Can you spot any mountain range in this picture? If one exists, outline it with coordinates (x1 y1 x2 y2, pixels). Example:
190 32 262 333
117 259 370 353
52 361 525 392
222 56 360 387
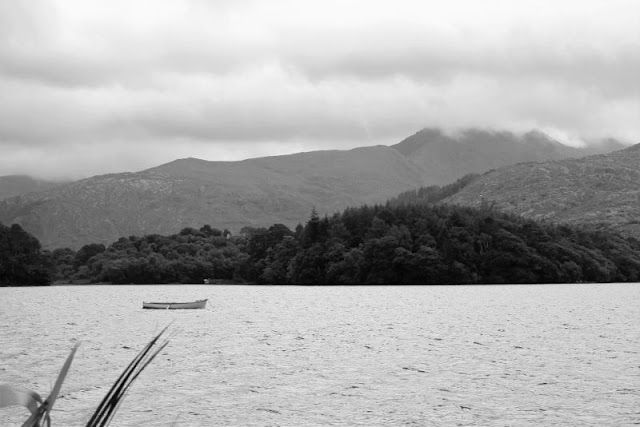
0 128 629 249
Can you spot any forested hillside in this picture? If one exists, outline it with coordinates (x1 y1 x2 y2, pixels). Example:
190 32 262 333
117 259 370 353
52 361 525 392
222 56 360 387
388 174 480 206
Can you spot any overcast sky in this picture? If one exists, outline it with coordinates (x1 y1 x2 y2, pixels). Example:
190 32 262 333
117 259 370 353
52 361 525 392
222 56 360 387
1 0 638 179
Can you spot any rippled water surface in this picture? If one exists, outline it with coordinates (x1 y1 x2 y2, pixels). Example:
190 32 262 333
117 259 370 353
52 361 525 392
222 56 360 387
1 284 639 426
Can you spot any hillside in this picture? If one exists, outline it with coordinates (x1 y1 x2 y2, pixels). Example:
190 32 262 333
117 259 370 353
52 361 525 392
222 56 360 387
0 175 66 200
0 129 626 250
443 143 640 239
0 146 428 249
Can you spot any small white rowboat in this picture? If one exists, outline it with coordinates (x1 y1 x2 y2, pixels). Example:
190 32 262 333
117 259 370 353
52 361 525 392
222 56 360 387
142 299 207 310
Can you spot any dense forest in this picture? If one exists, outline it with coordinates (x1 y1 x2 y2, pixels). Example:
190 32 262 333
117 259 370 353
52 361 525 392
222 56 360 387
3 199 640 286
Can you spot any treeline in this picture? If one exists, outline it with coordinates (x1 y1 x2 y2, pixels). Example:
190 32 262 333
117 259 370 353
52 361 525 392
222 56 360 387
242 204 640 284
5 201 640 286
48 226 244 285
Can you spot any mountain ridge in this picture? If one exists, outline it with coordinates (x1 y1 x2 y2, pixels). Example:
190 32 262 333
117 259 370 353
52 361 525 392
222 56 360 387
1 145 428 249
0 128 630 249
0 175 68 200
392 128 625 185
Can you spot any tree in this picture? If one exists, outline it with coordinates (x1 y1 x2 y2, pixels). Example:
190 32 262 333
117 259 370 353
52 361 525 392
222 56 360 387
74 243 106 268
0 223 53 286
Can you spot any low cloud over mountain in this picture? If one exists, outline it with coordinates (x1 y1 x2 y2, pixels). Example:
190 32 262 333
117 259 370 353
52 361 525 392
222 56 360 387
0 1 638 179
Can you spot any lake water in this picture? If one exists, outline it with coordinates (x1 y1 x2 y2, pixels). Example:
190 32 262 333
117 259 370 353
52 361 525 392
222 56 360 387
0 284 638 426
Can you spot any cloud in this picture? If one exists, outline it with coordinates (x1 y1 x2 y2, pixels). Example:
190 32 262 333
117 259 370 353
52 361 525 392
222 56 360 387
0 0 638 179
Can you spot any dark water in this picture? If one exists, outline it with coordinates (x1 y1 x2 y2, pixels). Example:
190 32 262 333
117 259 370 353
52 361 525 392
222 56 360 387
1 284 638 426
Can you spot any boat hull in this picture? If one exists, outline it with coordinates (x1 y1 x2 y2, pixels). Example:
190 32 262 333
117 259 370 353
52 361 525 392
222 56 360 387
142 299 207 310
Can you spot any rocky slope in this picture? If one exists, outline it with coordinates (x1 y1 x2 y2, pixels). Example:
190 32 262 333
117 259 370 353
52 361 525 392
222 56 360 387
444 143 640 239
0 129 627 249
